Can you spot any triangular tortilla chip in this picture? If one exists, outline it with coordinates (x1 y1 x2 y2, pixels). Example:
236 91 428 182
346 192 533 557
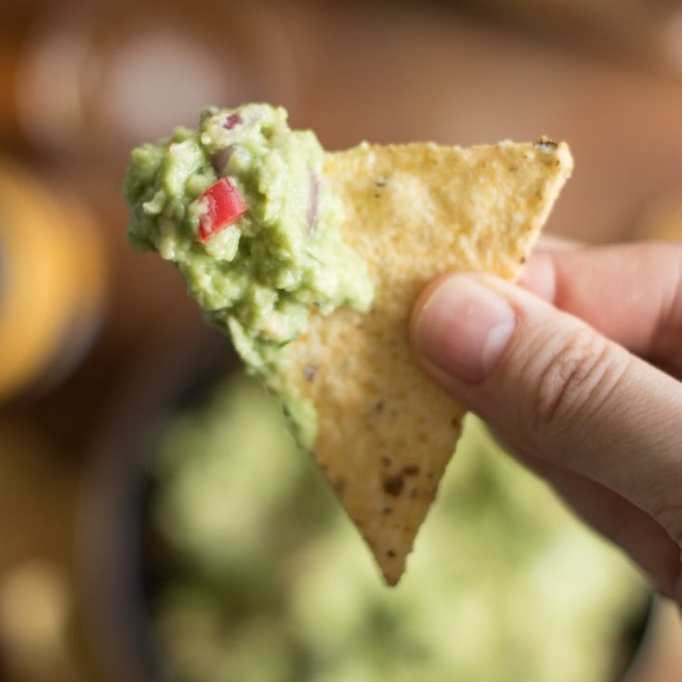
272 140 573 584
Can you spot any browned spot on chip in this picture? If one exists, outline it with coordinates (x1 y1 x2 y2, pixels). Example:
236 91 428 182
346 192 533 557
374 400 385 414
409 488 419 499
382 506 392 514
383 474 404 497
333 478 346 494
380 456 392 467
386 550 396 558
403 465 419 476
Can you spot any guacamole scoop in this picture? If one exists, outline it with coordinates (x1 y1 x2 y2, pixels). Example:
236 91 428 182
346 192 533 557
124 104 373 363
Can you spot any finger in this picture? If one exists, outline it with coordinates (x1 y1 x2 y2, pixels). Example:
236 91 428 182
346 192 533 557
520 242 682 373
520 454 680 597
411 273 682 546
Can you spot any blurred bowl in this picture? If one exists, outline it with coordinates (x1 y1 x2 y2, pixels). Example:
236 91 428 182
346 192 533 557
80 326 235 682
79 327 655 682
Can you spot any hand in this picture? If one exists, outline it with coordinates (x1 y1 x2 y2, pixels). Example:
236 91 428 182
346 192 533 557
410 240 682 604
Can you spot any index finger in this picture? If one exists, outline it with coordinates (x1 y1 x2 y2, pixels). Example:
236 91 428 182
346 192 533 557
520 242 682 373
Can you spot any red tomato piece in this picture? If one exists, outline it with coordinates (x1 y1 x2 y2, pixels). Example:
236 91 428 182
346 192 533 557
198 178 247 242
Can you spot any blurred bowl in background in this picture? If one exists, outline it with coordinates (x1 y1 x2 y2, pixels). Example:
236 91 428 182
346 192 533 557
80 327 233 682
80 327 654 682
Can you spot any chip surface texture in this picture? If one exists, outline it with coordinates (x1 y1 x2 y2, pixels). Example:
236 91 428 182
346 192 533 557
274 140 573 584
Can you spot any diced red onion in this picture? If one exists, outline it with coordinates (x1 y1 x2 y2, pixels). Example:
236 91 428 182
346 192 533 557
224 113 242 129
210 145 234 174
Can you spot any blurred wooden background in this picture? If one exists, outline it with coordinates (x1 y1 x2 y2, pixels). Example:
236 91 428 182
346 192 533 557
1 1 682 680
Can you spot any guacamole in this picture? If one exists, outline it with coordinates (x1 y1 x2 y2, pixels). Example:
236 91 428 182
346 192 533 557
151 374 648 682
124 104 374 369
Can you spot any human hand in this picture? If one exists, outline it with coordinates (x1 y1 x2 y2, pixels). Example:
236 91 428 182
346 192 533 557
410 240 682 604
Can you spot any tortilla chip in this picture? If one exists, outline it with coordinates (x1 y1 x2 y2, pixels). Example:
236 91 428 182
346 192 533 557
273 140 573 585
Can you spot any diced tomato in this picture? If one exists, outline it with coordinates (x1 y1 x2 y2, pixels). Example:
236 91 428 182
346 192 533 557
198 178 247 242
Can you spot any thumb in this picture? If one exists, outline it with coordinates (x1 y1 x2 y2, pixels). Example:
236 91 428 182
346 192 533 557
411 273 682 540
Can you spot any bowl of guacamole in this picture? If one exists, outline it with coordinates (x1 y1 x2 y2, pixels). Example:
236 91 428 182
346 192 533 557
82 331 651 682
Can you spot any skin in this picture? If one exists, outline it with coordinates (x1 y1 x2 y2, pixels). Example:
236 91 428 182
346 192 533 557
411 238 682 606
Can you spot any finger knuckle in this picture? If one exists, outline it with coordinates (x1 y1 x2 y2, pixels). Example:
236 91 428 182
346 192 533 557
528 327 620 434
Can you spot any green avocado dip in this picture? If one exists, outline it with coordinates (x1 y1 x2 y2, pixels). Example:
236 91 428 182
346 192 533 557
150 375 648 682
124 103 374 371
